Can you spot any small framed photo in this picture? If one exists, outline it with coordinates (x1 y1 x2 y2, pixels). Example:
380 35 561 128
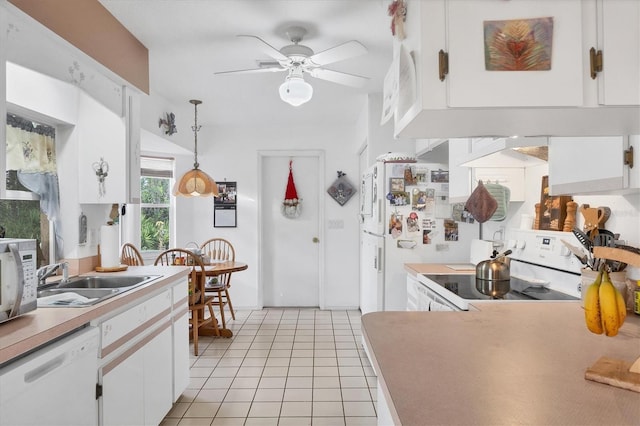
390 177 405 192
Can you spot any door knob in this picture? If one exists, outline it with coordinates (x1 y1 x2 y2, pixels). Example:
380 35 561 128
312 237 320 243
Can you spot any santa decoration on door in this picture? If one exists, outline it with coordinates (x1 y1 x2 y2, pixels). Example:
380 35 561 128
282 160 302 218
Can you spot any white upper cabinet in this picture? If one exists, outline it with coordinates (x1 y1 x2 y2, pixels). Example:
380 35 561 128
548 135 638 195
447 0 583 108
394 0 640 139
594 0 640 106
77 92 127 204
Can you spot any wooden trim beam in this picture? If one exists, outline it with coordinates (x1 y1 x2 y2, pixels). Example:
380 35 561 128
9 0 149 94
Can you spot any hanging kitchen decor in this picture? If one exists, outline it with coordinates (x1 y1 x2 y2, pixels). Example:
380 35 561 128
92 157 109 198
282 160 302 218
387 0 407 40
158 112 177 135
327 171 356 206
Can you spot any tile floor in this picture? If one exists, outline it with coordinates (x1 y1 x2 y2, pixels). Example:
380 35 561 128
161 309 378 426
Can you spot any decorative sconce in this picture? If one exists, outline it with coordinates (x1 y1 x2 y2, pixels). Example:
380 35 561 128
92 157 109 198
159 112 177 135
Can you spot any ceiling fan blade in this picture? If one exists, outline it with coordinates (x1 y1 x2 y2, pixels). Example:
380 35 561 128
237 35 289 62
308 68 369 88
309 40 367 66
215 67 286 76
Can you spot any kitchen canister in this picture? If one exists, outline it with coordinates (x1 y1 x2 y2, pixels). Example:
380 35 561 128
580 268 627 308
100 224 120 268
625 266 640 314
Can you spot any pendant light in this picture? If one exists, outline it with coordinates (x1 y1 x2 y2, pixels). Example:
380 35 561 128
173 100 219 197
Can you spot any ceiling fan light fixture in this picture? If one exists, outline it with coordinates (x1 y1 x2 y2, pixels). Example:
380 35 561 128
279 75 313 106
173 100 219 198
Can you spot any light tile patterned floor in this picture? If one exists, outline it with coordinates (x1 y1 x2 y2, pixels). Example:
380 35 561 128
161 309 378 426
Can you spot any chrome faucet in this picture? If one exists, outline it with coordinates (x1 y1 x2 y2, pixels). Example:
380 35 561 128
36 262 69 287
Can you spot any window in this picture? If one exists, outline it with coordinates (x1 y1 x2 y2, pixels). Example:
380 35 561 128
140 157 173 251
2 114 58 266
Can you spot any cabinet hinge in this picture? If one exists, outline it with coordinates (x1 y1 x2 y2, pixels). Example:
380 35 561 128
624 145 634 169
438 49 449 81
96 383 103 399
589 47 603 80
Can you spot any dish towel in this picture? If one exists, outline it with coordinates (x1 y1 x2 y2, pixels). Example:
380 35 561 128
484 182 511 221
465 180 498 223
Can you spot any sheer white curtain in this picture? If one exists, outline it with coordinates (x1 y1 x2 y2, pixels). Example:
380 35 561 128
6 114 62 255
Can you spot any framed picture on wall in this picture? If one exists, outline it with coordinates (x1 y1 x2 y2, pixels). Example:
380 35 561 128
214 181 237 227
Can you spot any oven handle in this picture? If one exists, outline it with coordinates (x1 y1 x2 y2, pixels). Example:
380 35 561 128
423 285 460 312
8 243 25 318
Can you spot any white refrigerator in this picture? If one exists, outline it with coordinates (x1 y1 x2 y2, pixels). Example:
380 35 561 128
360 160 471 313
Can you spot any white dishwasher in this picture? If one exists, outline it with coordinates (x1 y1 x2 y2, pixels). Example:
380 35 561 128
0 326 99 426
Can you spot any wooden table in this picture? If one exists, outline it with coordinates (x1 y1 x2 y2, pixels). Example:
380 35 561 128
198 261 248 338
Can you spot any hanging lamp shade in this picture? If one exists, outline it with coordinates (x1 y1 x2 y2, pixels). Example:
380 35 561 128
173 100 219 197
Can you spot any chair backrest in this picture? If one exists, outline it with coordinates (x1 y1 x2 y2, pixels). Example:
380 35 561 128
121 243 144 266
200 238 235 288
154 248 206 305
200 238 235 262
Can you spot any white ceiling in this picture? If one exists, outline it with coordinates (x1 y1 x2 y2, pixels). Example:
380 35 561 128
99 0 394 128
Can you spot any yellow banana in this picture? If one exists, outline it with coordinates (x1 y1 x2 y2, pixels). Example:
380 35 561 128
599 270 620 337
584 268 604 335
615 287 627 328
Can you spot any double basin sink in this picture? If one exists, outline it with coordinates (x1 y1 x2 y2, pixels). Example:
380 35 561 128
37 275 161 307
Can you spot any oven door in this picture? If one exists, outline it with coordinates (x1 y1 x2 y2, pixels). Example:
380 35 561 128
418 282 461 312
418 274 469 311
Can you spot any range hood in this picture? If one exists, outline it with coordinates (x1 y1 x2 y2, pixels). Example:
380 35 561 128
459 137 549 168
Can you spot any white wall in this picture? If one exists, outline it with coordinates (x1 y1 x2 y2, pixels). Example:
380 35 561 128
171 123 362 310
478 163 640 247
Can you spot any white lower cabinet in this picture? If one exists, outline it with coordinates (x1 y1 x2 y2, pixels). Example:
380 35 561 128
96 277 189 426
377 382 396 426
102 326 172 426
172 281 190 402
406 274 419 311
102 345 145 426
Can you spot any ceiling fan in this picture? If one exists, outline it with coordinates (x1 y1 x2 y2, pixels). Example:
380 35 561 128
215 26 369 106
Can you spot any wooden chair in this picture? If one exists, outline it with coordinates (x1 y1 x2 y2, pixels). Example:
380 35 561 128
154 248 219 356
200 238 236 327
120 243 144 266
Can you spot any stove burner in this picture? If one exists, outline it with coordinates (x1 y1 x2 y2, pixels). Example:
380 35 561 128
422 274 578 302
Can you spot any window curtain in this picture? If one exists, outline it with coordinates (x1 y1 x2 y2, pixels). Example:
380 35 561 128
6 114 63 255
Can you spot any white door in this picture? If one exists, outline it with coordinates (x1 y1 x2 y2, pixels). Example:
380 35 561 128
260 152 323 307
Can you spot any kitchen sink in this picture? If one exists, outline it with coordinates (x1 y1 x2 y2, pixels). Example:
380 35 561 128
37 288 120 306
37 275 161 307
56 275 160 289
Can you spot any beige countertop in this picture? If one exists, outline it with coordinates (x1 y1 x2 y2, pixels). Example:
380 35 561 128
362 303 640 425
0 266 189 366
404 263 476 276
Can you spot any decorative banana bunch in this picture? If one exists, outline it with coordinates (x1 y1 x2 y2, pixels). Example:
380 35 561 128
584 266 627 336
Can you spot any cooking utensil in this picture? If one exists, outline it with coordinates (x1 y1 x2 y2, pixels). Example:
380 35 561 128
561 239 587 265
572 227 593 252
593 233 614 247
